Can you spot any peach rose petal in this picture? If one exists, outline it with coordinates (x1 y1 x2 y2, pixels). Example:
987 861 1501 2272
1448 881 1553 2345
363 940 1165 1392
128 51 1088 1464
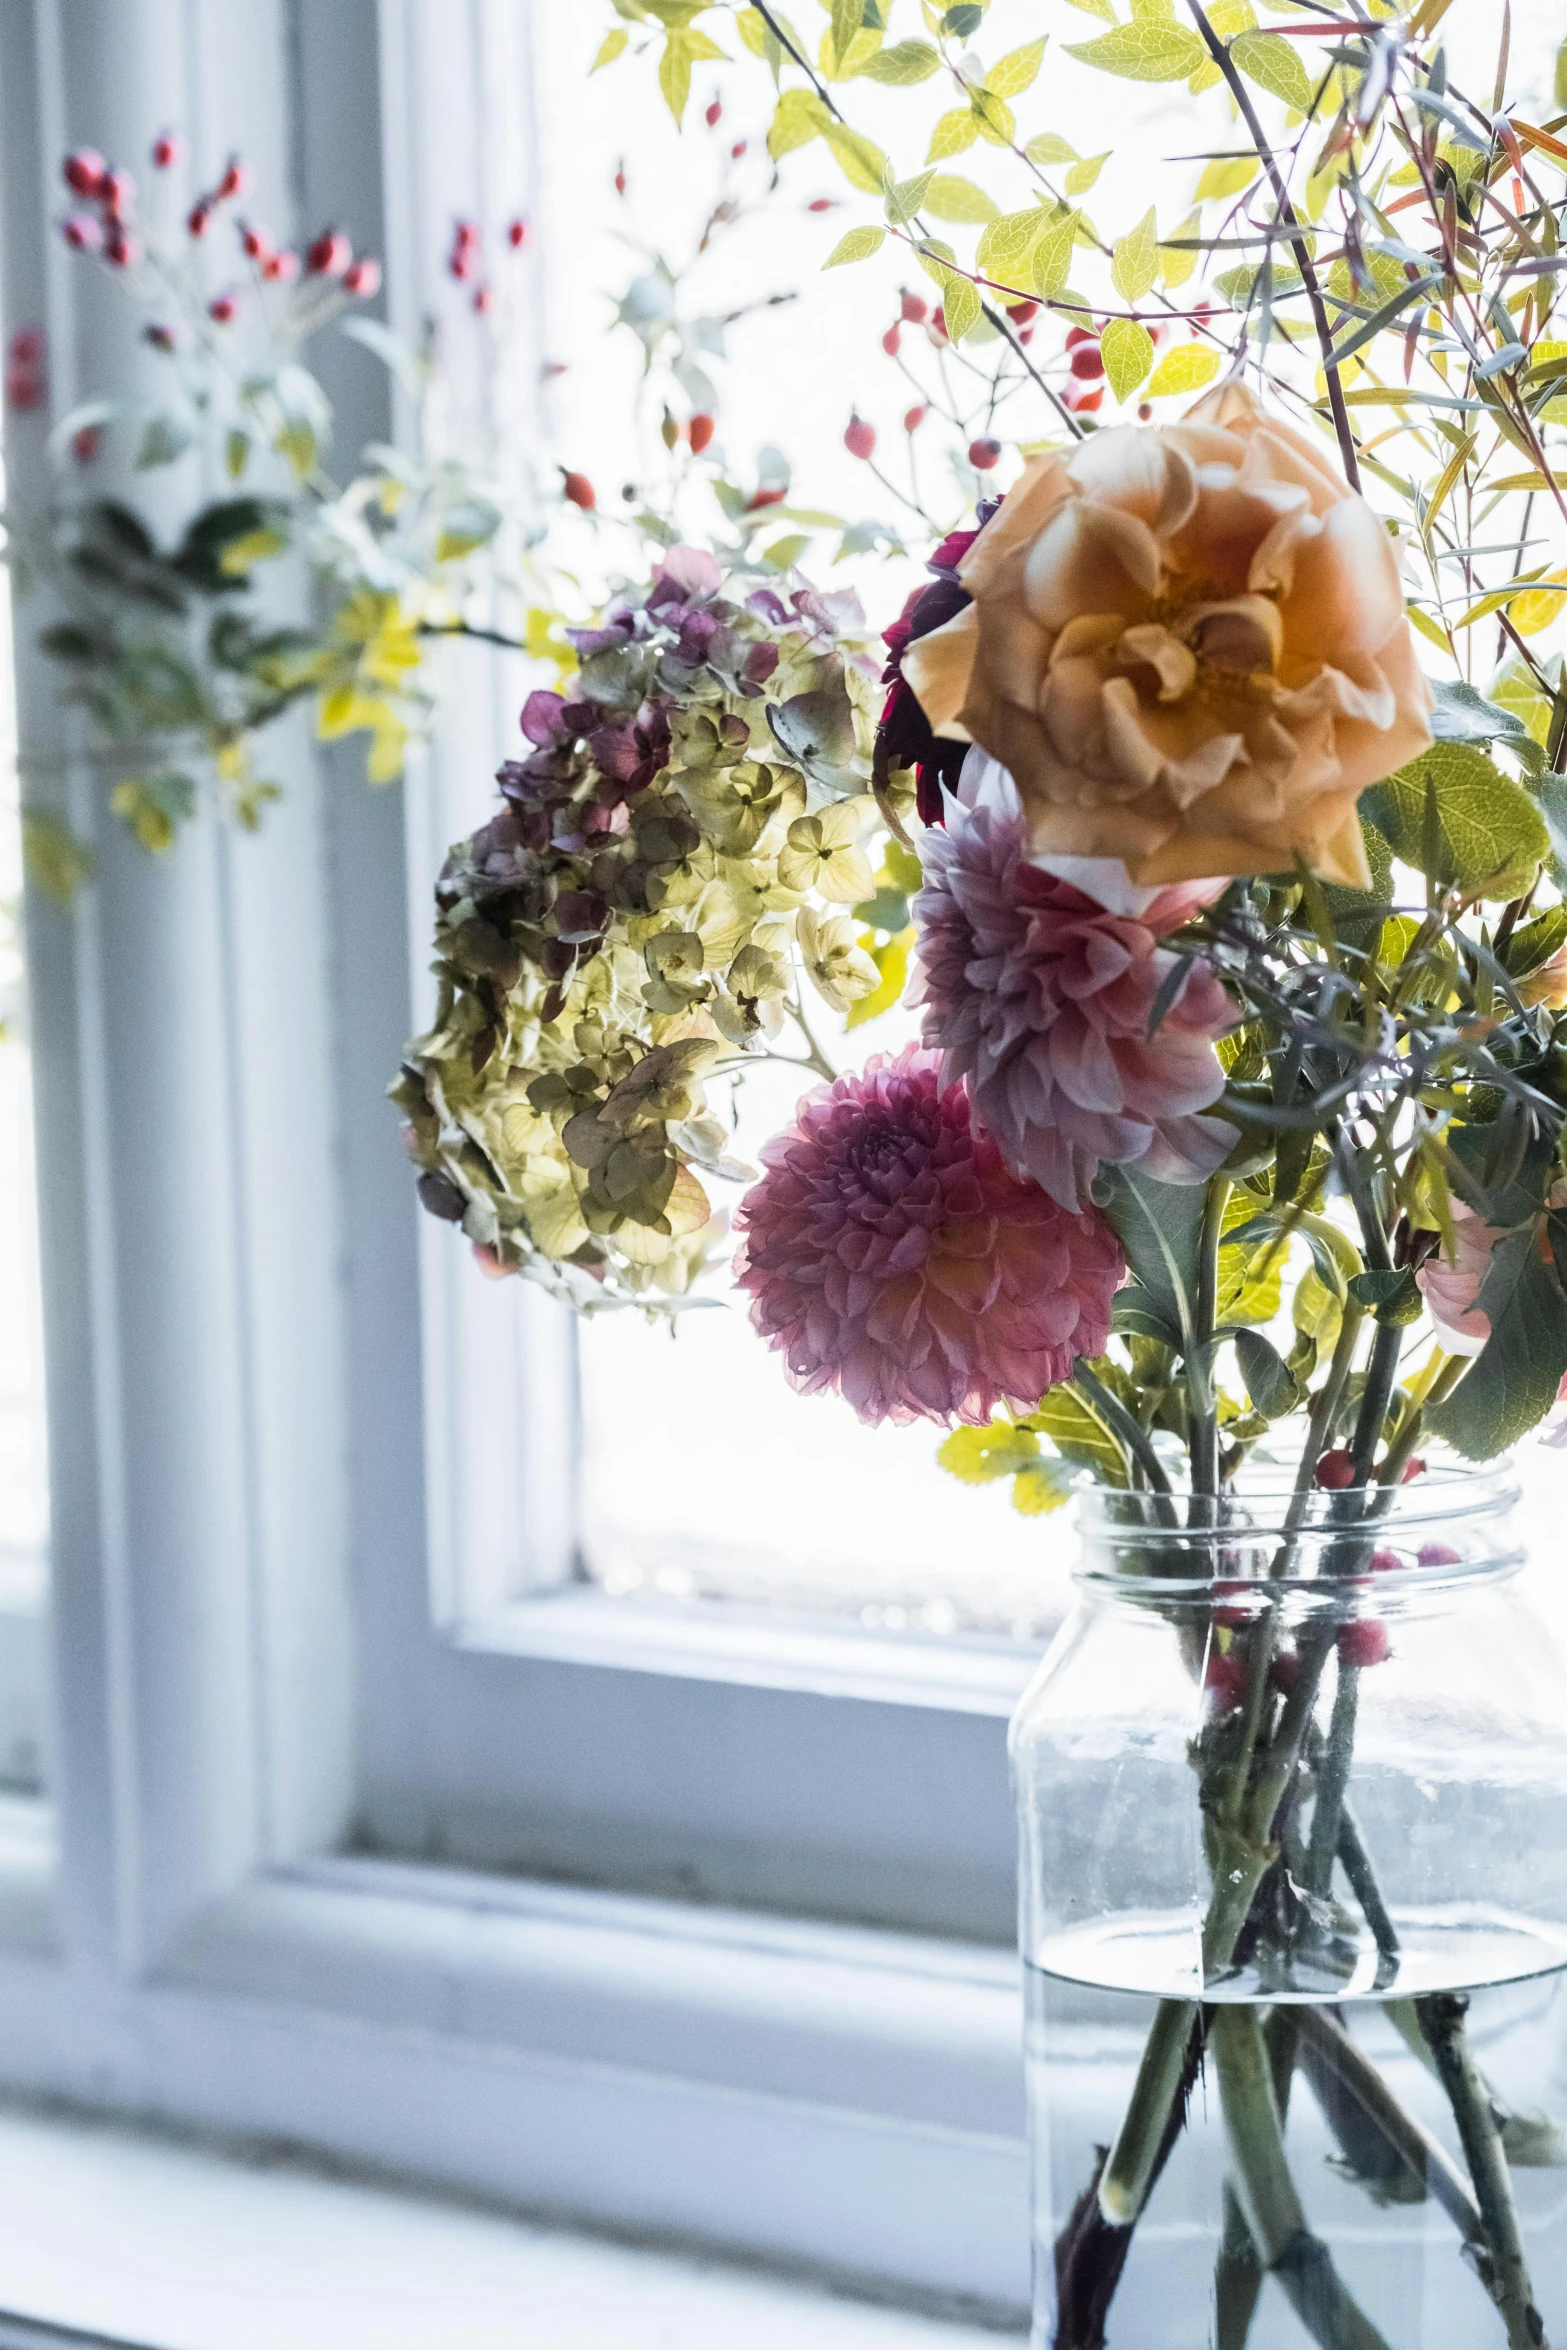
914 384 1432 887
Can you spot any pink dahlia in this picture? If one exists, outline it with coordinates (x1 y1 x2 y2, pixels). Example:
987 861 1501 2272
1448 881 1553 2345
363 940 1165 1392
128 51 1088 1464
913 754 1235 1212
733 1044 1124 1427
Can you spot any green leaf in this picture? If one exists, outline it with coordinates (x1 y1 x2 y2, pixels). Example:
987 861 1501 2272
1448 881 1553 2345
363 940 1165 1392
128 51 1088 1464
659 30 693 124
822 120 889 193
1100 315 1154 402
986 36 1048 97
225 428 250 480
1111 207 1160 304
1012 1458 1074 1515
1031 1381 1130 1484
762 532 810 570
1230 29 1313 111
1031 207 1080 297
1025 132 1079 167
845 928 911 1026
22 810 92 907
591 26 629 69
1065 19 1206 81
1347 1266 1423 1326
976 205 1048 279
1429 1225 1567 1460
830 0 860 69
1429 677 1546 774
1360 743 1549 899
1064 0 1116 18
926 107 979 161
1145 344 1221 397
824 225 887 266
769 86 830 158
938 1419 1041 1483
1234 1330 1301 1420
1094 1166 1204 1347
923 173 999 224
862 37 940 83
1196 154 1261 201
938 267 982 341
1065 150 1111 194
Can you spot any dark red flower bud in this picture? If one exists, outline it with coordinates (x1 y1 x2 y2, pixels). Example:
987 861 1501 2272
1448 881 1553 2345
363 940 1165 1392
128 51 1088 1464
103 168 136 222
62 213 103 253
187 202 211 240
1019 324 1035 345
306 228 352 277
844 413 876 460
262 249 299 283
705 98 722 127
104 226 138 269
216 156 246 201
1338 1618 1391 1670
448 249 477 282
151 132 180 170
472 283 495 315
240 221 275 263
1062 378 1102 414
1417 1542 1460 1568
1401 1454 1426 1483
881 322 901 356
687 412 715 454
903 404 926 432
1069 340 1105 380
808 196 834 213
507 216 528 249
1315 1449 1356 1490
342 257 380 298
746 484 786 510
453 217 480 249
900 290 928 324
1370 1548 1402 1574
730 140 747 159
930 306 947 341
1006 299 1038 324
208 292 238 324
1269 1649 1301 1695
1137 401 1153 421
968 436 1002 470
1065 324 1097 348
5 328 45 412
63 149 109 200
561 468 596 511
1204 1648 1248 1712
614 168 627 196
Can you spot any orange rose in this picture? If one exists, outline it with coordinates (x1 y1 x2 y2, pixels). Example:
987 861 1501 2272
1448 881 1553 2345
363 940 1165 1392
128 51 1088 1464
902 384 1432 888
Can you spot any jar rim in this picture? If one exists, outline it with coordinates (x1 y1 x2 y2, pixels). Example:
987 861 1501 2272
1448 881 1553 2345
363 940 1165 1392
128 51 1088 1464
1070 1454 1524 1603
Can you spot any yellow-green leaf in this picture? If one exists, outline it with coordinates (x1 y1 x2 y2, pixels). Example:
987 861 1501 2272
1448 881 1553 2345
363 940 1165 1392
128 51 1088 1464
985 36 1048 99
1065 20 1206 81
592 27 629 71
845 929 912 1027
1231 30 1313 113
976 205 1047 280
218 527 287 575
22 810 92 906
924 173 1000 225
822 120 888 193
1196 154 1260 201
862 38 940 84
1064 0 1116 19
885 167 936 225
1159 207 1201 289
824 224 887 266
1025 132 1079 167
1031 207 1080 297
970 89 1017 146
937 1419 1042 1484
1407 604 1452 653
659 31 693 125
763 532 811 571
1101 315 1155 401
926 107 979 162
1030 1377 1129 1484
1011 1459 1073 1515
830 0 860 68
1065 150 1110 195
1207 0 1257 32
277 424 316 481
1509 570 1567 638
1111 206 1159 304
769 86 830 158
939 268 983 341
1146 343 1221 396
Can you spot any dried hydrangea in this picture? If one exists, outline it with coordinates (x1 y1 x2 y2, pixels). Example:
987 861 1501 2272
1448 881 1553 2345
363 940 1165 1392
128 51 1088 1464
394 545 903 1309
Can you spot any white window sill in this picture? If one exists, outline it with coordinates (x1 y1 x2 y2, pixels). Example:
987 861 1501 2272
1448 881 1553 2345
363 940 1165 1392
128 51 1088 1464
0 2098 1020 2350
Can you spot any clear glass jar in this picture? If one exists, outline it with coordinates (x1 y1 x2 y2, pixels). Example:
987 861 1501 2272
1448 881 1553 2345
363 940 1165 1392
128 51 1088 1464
1010 1459 1567 2350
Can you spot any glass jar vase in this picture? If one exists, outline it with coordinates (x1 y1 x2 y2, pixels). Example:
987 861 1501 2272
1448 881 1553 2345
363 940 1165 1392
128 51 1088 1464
1010 1458 1567 2350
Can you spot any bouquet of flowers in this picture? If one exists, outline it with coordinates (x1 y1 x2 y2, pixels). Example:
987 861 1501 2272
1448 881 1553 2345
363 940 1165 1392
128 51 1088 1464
403 5 1567 2342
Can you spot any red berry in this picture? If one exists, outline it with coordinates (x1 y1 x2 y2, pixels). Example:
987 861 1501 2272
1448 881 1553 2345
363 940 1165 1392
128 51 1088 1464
63 148 109 200
208 292 238 324
262 249 299 283
472 283 495 315
731 140 747 159
216 156 246 200
844 413 876 460
1069 340 1105 380
143 322 176 352
104 227 138 268
614 169 627 196
187 203 211 239
746 484 786 510
71 424 101 465
1370 1548 1402 1574
1065 324 1097 348
62 214 103 253
507 217 528 249
1338 1618 1391 1670
881 323 901 356
1270 1649 1301 1695
561 468 596 511
969 436 1002 470
930 306 948 341
1315 1449 1356 1490
1137 401 1153 421
1401 1455 1426 1483
903 404 927 432
705 99 723 127
900 290 929 324
103 168 136 221
1204 1648 1249 1712
1006 299 1039 324
453 217 480 248
1063 380 1103 413
1211 1580 1252 1629
1417 1542 1461 1568
1019 325 1035 345
448 250 477 282
306 229 352 277
5 331 45 413
9 330 42 363
240 221 274 263
808 197 834 213
151 133 180 170
687 412 715 454
342 256 381 298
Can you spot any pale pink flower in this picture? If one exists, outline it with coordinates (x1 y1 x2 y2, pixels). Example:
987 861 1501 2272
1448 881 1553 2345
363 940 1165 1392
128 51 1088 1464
1416 1203 1501 1359
733 1044 1124 1427
912 754 1236 1212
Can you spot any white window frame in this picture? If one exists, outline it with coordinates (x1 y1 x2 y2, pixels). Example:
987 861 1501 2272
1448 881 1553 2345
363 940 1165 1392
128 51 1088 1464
0 0 1033 2316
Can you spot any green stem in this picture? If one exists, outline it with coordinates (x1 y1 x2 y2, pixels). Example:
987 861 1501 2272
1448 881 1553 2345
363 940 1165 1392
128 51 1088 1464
1213 2007 1394 2350
1071 1361 1175 1504
1190 1177 1229 1502
1337 1802 1401 1981
1350 1320 1404 1484
1303 1662 1359 1900
1097 1996 1200 2225
1417 1994 1550 2350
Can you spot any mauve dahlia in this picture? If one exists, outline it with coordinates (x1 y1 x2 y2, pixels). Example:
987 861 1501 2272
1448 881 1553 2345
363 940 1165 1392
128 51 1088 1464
733 1044 1123 1427
914 754 1235 1212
